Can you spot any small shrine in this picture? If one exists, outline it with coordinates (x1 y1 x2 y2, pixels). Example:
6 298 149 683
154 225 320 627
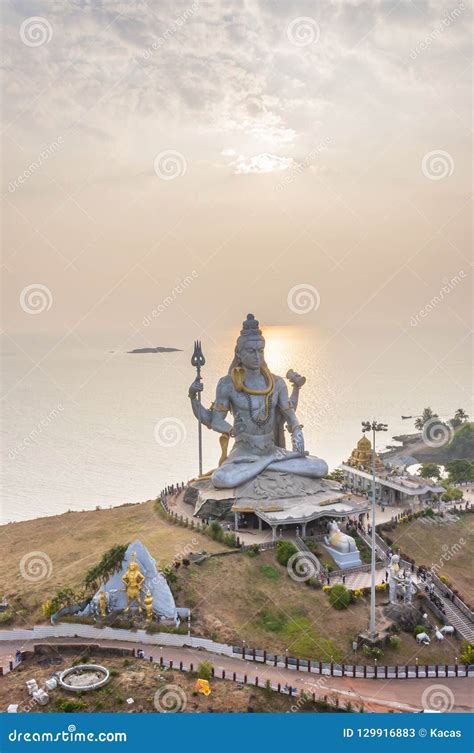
346 435 385 473
76 539 179 624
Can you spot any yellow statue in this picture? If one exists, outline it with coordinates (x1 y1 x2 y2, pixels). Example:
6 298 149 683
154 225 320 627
98 589 107 618
121 554 145 613
144 589 154 621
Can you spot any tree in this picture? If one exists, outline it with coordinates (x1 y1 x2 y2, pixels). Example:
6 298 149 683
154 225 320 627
451 408 469 428
418 463 441 480
414 407 438 431
446 459 474 484
326 469 345 483
276 540 298 567
84 543 129 593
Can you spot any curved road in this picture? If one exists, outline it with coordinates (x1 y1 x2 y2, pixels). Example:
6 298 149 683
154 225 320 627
1 637 472 713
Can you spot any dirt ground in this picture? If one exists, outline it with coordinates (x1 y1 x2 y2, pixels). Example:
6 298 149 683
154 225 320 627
0 648 335 714
1 500 225 626
177 550 463 665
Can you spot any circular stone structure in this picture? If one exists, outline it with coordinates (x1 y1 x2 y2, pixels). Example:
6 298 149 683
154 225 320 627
58 664 110 692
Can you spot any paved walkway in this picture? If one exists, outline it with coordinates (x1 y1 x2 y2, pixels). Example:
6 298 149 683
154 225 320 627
1 637 472 713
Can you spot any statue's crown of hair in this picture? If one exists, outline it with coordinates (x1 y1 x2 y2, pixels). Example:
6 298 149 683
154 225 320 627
240 313 262 337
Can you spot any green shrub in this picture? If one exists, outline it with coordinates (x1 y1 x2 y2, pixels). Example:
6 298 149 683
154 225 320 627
307 577 322 589
55 699 87 712
362 645 384 659
223 532 238 548
109 669 119 677
0 608 14 624
388 635 401 649
208 521 224 541
329 584 353 610
245 544 260 557
414 625 426 636
197 661 213 681
460 642 474 665
275 540 298 567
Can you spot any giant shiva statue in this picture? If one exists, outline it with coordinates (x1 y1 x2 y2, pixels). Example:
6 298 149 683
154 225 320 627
188 313 328 489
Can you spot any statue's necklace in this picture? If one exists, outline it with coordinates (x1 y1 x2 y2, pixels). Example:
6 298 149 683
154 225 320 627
231 366 275 427
245 392 273 426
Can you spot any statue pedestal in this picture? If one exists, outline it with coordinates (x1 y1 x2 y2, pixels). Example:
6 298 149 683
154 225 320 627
321 543 362 570
186 471 370 531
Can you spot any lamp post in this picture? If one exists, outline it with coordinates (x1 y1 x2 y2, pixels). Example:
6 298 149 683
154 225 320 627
362 419 388 640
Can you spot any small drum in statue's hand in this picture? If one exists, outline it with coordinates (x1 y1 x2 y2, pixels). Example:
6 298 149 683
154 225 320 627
286 369 306 389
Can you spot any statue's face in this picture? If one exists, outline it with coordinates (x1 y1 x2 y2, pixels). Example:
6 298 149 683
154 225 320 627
238 337 265 369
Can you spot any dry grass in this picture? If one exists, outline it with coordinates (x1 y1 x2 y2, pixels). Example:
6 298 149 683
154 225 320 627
177 550 462 665
0 500 225 626
380 513 474 602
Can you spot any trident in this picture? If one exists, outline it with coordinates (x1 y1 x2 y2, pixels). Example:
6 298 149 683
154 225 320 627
191 340 205 476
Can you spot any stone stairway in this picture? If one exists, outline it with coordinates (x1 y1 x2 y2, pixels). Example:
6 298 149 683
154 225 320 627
438 596 474 643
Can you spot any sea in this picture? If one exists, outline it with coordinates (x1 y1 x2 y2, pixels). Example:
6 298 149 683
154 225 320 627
1 327 469 523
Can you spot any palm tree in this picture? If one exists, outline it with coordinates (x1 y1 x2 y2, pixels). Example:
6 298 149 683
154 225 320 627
414 407 438 430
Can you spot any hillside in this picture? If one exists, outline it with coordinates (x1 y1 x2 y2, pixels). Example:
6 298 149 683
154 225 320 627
1 500 225 626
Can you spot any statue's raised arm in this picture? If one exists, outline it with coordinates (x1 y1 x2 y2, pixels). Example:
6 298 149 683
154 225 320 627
188 376 232 434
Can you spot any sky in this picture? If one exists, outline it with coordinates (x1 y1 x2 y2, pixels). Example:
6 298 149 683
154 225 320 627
1 0 472 354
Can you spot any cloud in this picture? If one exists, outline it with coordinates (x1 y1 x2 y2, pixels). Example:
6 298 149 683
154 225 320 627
231 152 295 174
